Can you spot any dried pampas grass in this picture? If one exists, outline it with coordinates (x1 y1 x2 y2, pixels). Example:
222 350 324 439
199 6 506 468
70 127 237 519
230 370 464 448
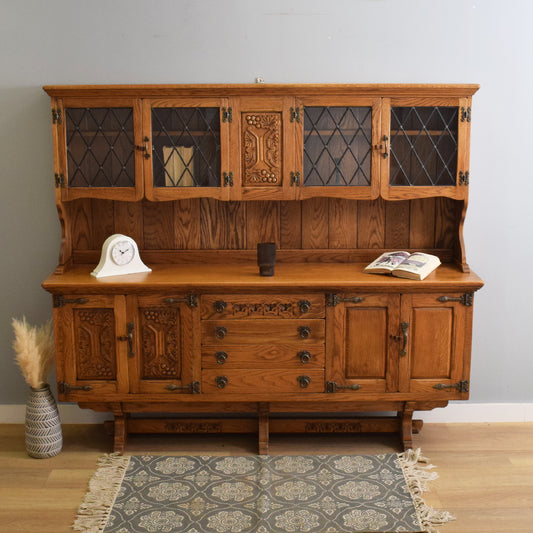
13 317 55 389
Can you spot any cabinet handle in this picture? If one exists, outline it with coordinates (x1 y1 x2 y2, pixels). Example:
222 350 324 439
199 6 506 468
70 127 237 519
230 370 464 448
297 375 311 388
215 376 228 389
298 326 311 339
326 381 362 393
118 322 135 358
382 135 389 159
215 351 228 364
143 136 150 159
298 300 311 314
58 381 93 394
215 326 227 339
400 321 409 357
298 351 311 364
163 295 198 308
214 300 227 313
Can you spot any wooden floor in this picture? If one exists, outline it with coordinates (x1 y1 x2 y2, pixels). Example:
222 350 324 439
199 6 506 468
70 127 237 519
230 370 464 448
1 422 532 532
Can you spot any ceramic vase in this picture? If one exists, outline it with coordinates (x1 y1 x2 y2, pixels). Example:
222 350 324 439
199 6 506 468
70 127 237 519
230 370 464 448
25 384 62 458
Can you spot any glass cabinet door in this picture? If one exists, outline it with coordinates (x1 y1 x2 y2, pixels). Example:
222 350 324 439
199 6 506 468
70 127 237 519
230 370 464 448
57 98 143 200
297 98 381 199
143 98 230 200
381 98 471 199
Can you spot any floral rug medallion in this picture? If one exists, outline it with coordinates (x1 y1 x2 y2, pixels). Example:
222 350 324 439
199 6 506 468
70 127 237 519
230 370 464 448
74 450 452 533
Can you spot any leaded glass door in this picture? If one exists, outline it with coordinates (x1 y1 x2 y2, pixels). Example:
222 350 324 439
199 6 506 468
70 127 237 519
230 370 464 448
143 98 230 200
298 98 381 199
381 98 471 199
56 98 143 201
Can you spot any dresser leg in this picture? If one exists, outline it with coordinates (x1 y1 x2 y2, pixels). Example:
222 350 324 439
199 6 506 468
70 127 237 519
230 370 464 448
110 404 128 455
400 402 416 451
258 403 269 455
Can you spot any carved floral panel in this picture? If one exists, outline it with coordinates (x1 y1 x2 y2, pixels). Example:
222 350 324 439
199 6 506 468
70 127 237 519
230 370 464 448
139 308 181 380
242 112 282 186
74 308 117 380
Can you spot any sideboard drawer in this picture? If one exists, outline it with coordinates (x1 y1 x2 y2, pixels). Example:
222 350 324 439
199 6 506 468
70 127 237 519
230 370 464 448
201 368 325 394
200 294 325 320
201 319 325 344
201 344 325 368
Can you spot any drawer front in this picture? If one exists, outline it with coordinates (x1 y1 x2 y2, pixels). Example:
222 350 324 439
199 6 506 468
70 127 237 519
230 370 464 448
200 294 325 320
202 344 325 368
201 369 325 394
201 319 325 344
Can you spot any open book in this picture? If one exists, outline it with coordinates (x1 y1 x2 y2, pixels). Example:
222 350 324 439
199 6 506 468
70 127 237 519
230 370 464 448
364 251 441 280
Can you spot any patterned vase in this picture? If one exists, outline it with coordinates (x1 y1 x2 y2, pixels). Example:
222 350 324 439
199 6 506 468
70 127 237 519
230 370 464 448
25 384 62 458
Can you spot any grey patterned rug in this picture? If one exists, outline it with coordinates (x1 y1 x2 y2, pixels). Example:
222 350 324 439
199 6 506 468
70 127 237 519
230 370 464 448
74 450 452 533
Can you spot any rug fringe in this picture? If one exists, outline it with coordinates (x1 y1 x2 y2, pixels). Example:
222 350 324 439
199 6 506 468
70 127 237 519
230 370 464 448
73 453 130 533
398 448 455 533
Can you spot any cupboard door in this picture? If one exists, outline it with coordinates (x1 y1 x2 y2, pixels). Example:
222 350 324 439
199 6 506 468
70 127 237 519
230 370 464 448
53 295 129 398
297 97 381 199
128 295 197 394
55 97 143 201
399 293 470 396
229 96 297 200
381 97 471 200
143 98 231 200
327 294 400 393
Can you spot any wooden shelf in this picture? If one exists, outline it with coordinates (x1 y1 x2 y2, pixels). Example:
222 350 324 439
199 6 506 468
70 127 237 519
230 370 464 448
43 262 484 294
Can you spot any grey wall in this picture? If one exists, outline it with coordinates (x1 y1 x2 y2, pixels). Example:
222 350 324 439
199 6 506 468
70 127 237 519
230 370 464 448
1 0 532 407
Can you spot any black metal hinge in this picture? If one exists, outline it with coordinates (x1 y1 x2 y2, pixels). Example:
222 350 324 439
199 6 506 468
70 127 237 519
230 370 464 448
459 171 470 185
437 293 473 307
52 109 62 124
326 294 364 307
54 173 65 188
222 107 233 123
433 380 469 393
53 295 89 308
223 172 234 187
58 381 93 393
327 381 362 393
165 381 201 394
163 295 199 308
461 107 471 122
290 107 301 123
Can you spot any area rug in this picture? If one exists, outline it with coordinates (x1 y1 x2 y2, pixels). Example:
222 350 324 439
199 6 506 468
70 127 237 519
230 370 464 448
73 449 452 533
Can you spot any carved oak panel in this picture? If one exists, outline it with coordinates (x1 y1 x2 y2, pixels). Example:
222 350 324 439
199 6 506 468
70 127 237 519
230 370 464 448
242 112 282 186
74 308 116 380
139 307 181 380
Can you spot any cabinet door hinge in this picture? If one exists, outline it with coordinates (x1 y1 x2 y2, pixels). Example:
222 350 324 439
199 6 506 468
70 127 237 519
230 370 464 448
165 381 201 394
326 381 362 393
433 380 469 393
290 171 300 186
459 171 469 185
290 107 301 123
222 107 233 123
54 173 65 188
163 295 199 308
223 172 234 187
461 107 471 122
52 109 62 124
326 293 364 307
437 293 473 306
53 295 89 308
58 381 93 393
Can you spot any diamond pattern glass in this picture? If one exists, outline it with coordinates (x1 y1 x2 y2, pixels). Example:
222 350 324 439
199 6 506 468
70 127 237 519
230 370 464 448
151 107 221 188
389 106 458 186
303 107 372 187
65 107 135 187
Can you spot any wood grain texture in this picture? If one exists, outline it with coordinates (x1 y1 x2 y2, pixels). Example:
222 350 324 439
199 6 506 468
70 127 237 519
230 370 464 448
357 198 385 248
385 200 410 249
114 201 143 244
302 197 329 248
246 201 279 248
173 199 201 249
143 201 175 249
329 199 358 248
409 198 436 249
279 201 302 249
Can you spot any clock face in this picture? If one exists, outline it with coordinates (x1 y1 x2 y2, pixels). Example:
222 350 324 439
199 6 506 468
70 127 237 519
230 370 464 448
111 240 135 266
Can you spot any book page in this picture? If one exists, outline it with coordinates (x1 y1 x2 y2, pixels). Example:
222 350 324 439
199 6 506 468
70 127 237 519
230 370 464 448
366 251 411 270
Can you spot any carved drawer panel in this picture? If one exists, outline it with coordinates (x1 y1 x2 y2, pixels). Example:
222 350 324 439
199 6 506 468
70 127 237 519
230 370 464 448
201 319 325 344
201 368 325 394
200 294 325 320
201 344 325 368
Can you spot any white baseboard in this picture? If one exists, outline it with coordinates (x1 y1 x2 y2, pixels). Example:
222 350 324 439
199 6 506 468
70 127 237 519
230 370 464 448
1 402 532 424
